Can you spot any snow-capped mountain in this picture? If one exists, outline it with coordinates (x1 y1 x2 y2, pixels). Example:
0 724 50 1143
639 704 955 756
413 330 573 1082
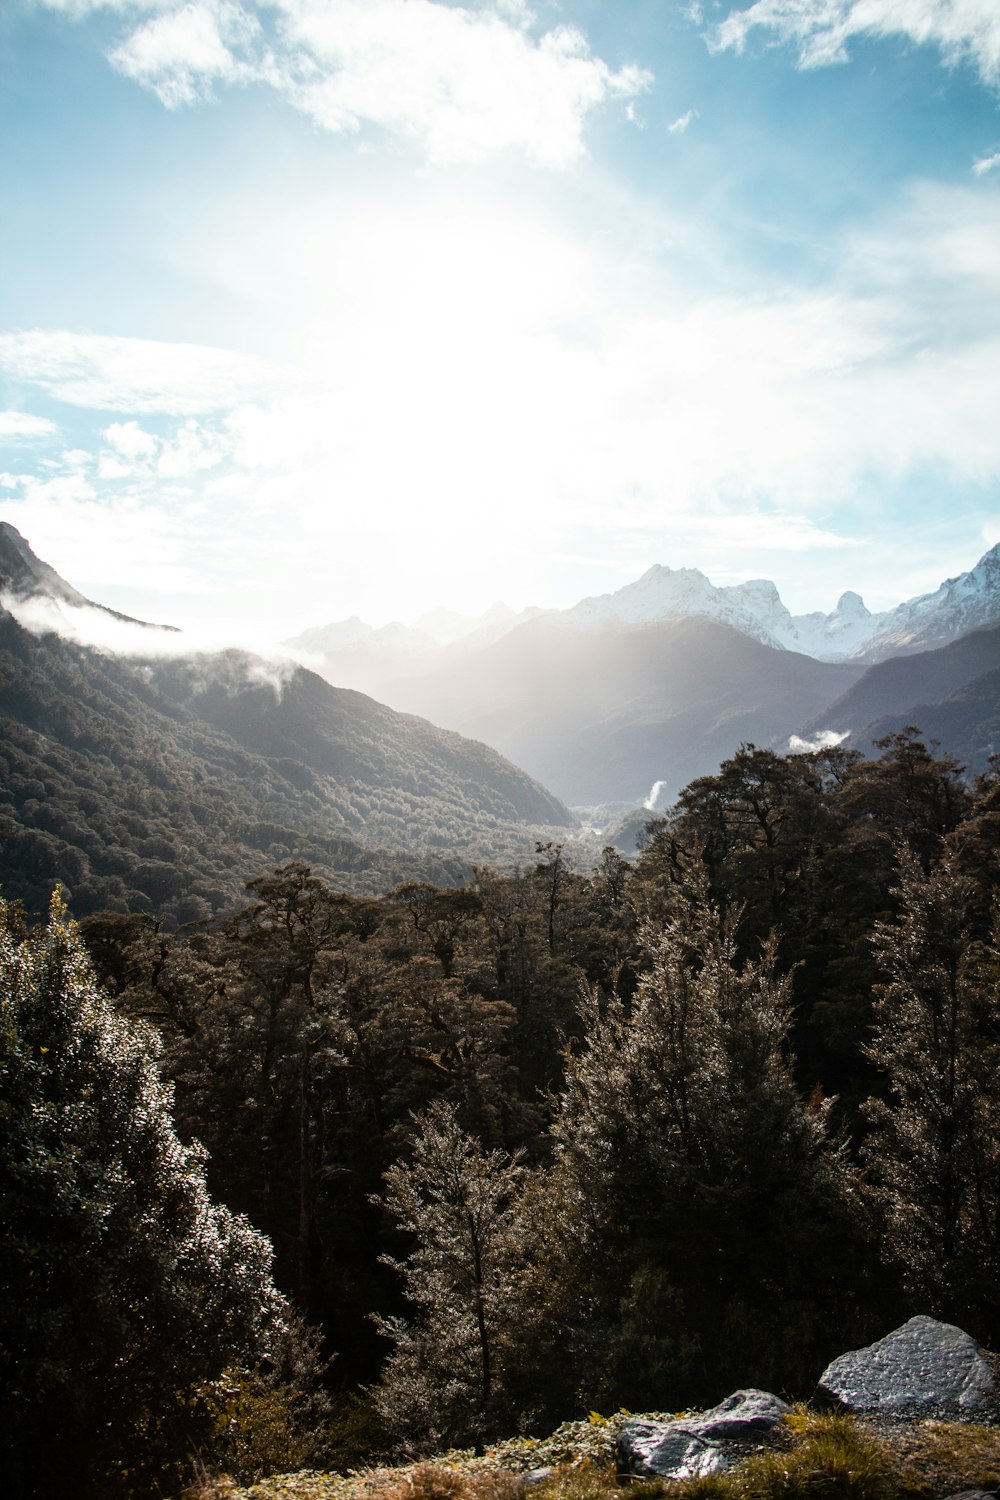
788 591 880 659
858 543 1000 660
566 564 886 660
287 543 1000 690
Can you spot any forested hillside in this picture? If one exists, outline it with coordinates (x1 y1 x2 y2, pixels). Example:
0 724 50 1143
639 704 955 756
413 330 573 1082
0 610 574 924
8 727 1000 1494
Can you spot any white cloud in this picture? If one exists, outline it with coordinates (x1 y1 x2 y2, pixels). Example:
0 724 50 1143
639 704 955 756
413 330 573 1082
0 411 58 443
42 0 650 167
0 589 301 686
40 1 173 14
157 419 229 475
2 488 208 597
714 0 1000 85
12 470 98 509
108 1 260 107
96 417 228 477
974 150 1000 175
788 729 850 753
0 330 277 414
103 419 159 460
668 109 696 133
274 0 650 166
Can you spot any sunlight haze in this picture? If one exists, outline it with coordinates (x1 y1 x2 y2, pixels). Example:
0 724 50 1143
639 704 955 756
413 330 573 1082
2 0 1000 637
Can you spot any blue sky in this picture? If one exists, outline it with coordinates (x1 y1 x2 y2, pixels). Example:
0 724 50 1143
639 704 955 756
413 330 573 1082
1 0 999 640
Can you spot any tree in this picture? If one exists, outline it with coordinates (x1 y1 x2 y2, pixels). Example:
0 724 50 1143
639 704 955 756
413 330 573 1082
373 1101 525 1452
862 851 1000 1335
840 728 970 872
391 882 482 979
535 875 868 1411
0 893 287 1496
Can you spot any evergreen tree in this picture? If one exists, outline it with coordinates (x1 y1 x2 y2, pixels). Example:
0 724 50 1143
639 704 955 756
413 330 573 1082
536 876 868 1410
373 1101 525 1452
863 851 1000 1335
0 894 286 1496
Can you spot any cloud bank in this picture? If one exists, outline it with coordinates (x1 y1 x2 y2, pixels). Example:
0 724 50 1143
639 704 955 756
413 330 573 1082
1 589 299 697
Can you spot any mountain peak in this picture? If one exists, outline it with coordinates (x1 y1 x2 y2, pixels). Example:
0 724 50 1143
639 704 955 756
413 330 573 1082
0 520 179 633
836 591 868 618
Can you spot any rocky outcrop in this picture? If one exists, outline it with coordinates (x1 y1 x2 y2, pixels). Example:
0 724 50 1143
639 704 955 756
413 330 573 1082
814 1316 998 1422
614 1319 999 1484
617 1389 791 1480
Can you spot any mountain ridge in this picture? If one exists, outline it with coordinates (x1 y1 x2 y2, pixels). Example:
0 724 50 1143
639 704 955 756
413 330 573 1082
0 521 180 633
288 543 1000 692
0 527 575 922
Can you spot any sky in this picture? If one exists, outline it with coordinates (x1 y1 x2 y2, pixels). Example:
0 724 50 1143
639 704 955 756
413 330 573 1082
1 0 1000 643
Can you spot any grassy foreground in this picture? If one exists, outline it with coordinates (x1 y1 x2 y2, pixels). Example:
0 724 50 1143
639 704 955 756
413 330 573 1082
192 1409 1000 1500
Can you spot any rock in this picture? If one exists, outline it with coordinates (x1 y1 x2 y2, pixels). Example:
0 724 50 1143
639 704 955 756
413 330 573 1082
814 1316 997 1422
617 1389 791 1479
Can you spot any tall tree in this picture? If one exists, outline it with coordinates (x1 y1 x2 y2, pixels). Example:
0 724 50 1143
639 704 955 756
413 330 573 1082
373 1101 526 1452
0 893 286 1496
863 851 1000 1336
535 875 868 1411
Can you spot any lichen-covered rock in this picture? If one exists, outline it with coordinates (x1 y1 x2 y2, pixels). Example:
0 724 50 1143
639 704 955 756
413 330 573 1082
617 1389 791 1479
814 1316 997 1422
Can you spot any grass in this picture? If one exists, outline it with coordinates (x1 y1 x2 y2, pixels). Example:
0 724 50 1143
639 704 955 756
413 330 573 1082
208 1407 1000 1500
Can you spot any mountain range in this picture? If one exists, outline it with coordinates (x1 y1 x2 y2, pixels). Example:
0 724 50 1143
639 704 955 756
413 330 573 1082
290 542 1000 674
1 522 998 912
297 544 998 811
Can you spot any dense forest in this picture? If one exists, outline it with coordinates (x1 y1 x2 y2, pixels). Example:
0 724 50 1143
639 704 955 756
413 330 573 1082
4 727 1000 1496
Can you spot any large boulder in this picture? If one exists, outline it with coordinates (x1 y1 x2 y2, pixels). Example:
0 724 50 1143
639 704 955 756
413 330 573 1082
814 1316 997 1422
617 1389 791 1480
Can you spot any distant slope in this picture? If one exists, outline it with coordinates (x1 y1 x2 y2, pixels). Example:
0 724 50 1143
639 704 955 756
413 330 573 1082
800 623 1000 771
860 668 1000 772
0 613 573 923
386 614 865 806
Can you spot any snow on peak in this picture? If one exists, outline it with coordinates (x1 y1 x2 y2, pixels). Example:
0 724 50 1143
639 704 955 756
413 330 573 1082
859 542 1000 659
567 564 789 645
564 563 881 657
